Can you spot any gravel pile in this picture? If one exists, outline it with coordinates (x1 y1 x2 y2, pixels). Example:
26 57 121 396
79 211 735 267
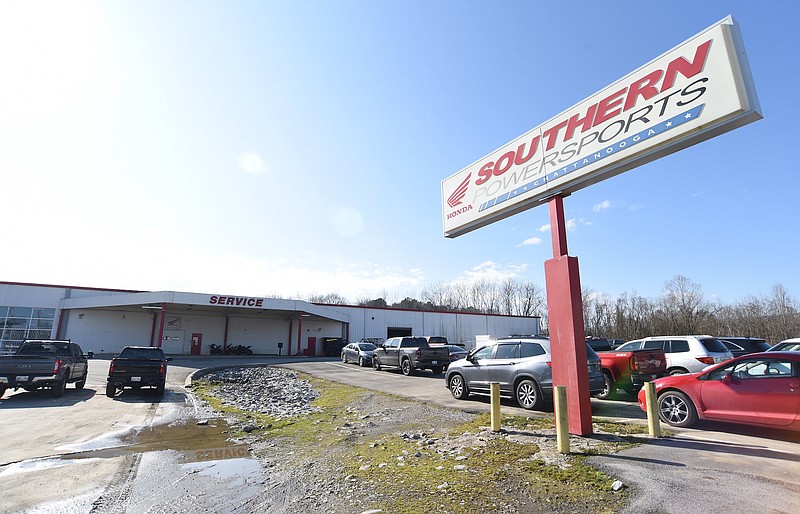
199 366 320 419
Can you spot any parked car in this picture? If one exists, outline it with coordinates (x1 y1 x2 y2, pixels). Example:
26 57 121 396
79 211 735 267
768 338 800 352
593 345 667 400
718 337 770 357
445 337 604 410
372 337 450 375
615 335 733 374
440 344 468 365
0 339 89 398
423 336 449 345
637 351 800 430
107 346 171 397
341 342 377 367
586 337 615 352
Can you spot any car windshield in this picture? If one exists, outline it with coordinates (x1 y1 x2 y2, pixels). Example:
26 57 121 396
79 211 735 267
119 347 166 360
19 342 71 355
772 342 800 352
585 344 600 361
358 343 377 351
700 338 729 353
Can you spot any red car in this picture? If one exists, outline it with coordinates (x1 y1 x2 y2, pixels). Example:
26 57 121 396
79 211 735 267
638 351 800 430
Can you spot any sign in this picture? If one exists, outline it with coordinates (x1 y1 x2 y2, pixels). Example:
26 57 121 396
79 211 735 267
208 295 264 308
442 16 761 238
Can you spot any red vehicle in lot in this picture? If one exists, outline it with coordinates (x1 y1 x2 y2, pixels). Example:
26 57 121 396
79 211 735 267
638 351 800 430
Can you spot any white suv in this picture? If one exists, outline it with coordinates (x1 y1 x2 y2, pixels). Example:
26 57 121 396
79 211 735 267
615 335 733 374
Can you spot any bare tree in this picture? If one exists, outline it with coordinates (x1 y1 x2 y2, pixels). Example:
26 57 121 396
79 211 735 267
659 275 709 334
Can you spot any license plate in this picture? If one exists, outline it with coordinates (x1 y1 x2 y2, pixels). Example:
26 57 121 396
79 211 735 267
432 361 438 365
16 375 29 381
131 377 141 382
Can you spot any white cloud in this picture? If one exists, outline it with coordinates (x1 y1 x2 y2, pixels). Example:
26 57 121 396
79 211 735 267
518 237 542 247
329 205 365 238
454 261 528 284
592 200 611 212
238 151 266 176
539 219 577 232
629 203 645 212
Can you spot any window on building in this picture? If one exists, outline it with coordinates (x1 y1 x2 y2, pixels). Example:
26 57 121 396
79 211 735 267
0 306 56 353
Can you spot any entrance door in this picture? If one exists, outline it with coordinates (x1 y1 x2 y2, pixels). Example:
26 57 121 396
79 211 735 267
307 337 316 357
190 333 203 355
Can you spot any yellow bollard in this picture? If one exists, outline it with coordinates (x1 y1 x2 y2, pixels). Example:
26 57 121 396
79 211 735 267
490 382 501 432
644 381 662 437
554 385 570 453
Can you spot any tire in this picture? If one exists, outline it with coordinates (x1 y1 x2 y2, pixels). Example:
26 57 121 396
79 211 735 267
51 374 67 398
431 366 443 376
658 390 698 427
75 370 88 390
401 359 414 376
372 357 382 371
515 379 543 410
341 353 348 363
359 356 365 367
594 372 615 400
449 374 469 400
106 382 116 398
668 368 689 376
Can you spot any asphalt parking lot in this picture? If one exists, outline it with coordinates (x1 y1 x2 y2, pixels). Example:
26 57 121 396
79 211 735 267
1 355 798 513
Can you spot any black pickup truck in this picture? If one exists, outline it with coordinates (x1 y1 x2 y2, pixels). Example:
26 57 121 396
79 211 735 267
0 339 89 398
106 346 171 397
372 336 450 375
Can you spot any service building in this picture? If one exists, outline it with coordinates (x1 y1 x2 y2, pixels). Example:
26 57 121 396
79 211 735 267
0 281 540 356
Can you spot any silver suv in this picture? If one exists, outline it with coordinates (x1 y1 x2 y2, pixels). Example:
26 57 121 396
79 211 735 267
444 337 605 410
616 335 733 374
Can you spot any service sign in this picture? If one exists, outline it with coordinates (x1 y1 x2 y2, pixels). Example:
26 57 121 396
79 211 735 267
442 16 761 238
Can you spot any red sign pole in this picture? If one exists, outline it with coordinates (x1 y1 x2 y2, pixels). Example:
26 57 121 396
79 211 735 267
544 196 593 435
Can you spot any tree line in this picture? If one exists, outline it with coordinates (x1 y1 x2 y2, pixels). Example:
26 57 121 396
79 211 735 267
307 275 799 345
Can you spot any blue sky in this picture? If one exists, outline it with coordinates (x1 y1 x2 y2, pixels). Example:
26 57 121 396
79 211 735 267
1 1 796 305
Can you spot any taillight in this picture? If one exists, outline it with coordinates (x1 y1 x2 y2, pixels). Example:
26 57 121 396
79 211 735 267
160 361 166 375
696 357 715 365
629 355 638 371
53 359 63 373
109 361 115 375
546 361 552 368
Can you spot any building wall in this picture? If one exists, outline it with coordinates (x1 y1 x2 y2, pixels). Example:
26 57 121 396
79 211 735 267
329 305 539 346
0 282 540 356
63 309 153 354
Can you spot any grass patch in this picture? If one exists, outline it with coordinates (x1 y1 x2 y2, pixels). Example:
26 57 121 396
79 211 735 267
192 369 640 513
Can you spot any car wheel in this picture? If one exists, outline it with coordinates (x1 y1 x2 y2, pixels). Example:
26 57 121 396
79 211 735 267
668 368 689 376
594 372 615 400
449 374 469 400
401 359 413 376
51 374 67 398
516 379 543 410
106 383 116 397
372 357 382 371
658 390 698 427
341 353 348 363
431 366 443 375
359 356 365 367
75 370 88 390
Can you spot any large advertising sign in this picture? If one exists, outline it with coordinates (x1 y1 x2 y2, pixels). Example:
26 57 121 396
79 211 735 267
442 16 761 238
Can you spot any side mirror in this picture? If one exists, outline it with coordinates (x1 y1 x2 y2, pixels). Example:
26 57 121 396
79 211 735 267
722 372 732 385
166 357 173 362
